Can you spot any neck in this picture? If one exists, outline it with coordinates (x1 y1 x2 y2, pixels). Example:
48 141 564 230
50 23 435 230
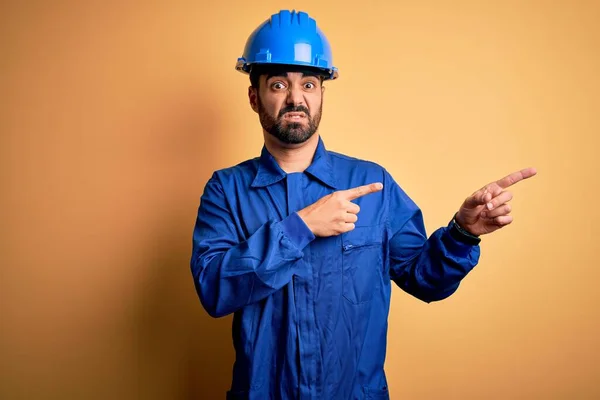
263 132 320 173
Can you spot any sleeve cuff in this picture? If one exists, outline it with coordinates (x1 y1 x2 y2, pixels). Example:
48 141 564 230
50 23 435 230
280 212 316 250
447 218 481 246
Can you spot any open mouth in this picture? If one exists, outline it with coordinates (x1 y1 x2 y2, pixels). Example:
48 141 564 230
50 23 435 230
282 112 307 120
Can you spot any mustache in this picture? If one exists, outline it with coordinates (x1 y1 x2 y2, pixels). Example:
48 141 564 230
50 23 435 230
278 105 310 118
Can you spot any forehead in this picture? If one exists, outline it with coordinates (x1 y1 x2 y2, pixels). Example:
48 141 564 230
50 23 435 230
253 64 325 81
264 71 321 81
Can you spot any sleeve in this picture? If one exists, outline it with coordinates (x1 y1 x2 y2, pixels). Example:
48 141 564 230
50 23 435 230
384 170 481 303
190 175 315 317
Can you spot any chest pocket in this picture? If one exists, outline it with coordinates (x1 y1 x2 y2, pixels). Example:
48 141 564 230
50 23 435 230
342 224 384 304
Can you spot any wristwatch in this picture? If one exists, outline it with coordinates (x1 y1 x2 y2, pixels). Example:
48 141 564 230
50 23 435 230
449 213 481 245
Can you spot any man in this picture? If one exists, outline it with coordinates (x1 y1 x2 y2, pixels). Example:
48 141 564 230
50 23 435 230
190 9 536 400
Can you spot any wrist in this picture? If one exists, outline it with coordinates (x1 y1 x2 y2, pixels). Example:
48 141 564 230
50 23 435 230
449 212 481 245
296 210 314 235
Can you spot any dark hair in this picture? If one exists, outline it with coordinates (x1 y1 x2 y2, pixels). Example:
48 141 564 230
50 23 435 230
249 63 328 88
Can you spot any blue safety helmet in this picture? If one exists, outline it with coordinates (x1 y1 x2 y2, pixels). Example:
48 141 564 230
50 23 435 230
236 10 339 80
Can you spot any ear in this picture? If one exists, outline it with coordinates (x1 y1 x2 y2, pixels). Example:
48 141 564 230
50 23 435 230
248 86 259 113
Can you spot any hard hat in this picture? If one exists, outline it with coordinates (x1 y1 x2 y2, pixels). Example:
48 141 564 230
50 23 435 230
235 10 339 80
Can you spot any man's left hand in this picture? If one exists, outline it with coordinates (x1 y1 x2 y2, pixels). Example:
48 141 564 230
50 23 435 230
455 168 537 236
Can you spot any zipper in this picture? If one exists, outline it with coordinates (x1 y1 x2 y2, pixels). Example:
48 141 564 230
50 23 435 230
342 243 380 252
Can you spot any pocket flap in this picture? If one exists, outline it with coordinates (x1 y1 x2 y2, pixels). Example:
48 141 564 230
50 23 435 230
342 224 384 249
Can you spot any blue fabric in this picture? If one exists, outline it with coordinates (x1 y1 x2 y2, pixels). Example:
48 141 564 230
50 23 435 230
191 137 480 400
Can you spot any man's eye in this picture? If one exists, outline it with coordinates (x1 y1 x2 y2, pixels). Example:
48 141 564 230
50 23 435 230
304 82 315 89
272 82 285 90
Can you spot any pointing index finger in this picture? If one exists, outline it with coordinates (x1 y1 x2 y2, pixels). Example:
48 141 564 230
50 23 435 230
495 167 537 189
341 182 383 201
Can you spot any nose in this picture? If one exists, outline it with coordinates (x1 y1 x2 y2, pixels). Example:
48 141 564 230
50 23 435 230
286 84 304 107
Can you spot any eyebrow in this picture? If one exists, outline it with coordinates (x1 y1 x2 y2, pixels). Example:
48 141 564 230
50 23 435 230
265 72 320 81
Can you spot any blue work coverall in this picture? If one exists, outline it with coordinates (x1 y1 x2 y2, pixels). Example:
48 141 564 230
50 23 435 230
191 137 480 399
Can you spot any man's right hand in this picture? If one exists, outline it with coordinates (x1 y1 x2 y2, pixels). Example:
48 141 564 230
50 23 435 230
297 183 383 237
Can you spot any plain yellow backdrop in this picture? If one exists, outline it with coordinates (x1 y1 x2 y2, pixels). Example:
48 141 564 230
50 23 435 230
1 1 598 399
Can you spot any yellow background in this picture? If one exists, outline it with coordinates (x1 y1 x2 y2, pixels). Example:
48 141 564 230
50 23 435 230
1 1 598 399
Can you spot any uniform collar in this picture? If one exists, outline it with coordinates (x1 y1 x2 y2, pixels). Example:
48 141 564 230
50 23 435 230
251 136 339 189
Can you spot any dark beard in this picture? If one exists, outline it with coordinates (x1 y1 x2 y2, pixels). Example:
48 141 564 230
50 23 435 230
258 98 322 145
